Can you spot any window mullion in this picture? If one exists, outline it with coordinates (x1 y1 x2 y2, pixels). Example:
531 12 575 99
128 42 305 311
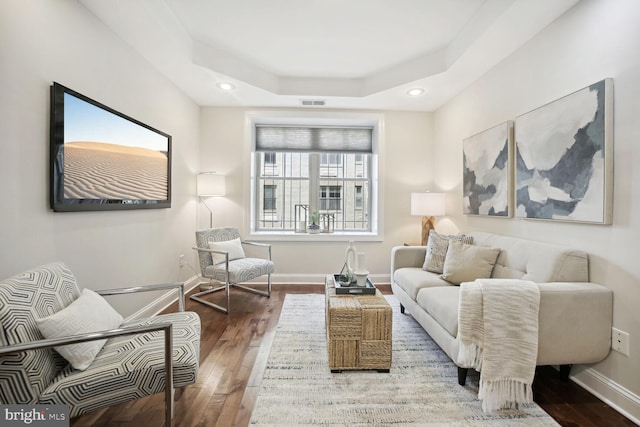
309 153 319 213
255 153 262 230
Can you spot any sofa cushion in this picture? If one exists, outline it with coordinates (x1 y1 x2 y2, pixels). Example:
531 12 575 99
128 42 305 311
416 286 460 337
393 267 450 300
468 232 589 282
440 241 500 285
422 231 474 274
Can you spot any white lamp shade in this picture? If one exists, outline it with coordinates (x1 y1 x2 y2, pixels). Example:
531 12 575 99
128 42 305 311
197 173 226 197
411 192 446 216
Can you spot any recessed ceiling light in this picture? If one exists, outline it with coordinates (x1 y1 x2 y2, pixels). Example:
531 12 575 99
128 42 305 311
217 82 235 91
407 88 425 97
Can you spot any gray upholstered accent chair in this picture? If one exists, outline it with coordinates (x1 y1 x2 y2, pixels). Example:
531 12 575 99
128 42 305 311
192 227 274 314
0 262 200 427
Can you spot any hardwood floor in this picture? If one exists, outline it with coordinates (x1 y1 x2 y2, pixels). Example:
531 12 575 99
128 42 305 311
71 284 635 427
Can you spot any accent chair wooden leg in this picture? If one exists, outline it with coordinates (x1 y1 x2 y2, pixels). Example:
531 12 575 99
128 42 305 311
400 303 405 314
559 364 572 381
458 367 468 386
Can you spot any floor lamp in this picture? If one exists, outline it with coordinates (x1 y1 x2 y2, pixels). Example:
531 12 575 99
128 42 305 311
197 172 226 227
411 192 446 246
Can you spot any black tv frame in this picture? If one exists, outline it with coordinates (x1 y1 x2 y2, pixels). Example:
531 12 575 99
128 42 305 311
50 82 172 212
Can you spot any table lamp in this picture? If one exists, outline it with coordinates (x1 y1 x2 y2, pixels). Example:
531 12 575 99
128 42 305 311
411 192 446 246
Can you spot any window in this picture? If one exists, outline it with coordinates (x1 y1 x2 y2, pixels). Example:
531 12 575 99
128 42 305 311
264 152 276 164
355 185 363 209
320 153 342 166
320 185 341 210
262 152 278 176
263 184 276 211
253 124 375 234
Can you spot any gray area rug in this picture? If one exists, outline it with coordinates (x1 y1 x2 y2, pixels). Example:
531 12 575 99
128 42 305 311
250 293 559 426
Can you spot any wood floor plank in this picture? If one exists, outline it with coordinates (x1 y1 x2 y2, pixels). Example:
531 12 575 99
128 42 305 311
233 386 258 427
246 330 275 388
215 387 250 427
192 393 227 427
70 284 634 427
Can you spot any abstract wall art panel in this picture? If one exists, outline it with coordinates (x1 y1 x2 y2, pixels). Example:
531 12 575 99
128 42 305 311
463 121 513 217
514 79 613 224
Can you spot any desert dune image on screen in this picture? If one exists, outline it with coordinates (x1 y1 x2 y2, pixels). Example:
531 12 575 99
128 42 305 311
63 93 168 200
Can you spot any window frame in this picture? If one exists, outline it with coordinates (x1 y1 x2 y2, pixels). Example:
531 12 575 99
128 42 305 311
246 111 384 242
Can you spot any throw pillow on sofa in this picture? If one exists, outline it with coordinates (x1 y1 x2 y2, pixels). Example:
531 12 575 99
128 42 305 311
440 240 501 285
422 231 474 274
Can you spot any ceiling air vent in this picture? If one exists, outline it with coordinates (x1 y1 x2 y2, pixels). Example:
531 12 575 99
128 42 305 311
300 99 326 106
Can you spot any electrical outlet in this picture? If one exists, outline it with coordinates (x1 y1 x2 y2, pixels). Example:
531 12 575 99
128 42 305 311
612 327 630 356
179 254 185 268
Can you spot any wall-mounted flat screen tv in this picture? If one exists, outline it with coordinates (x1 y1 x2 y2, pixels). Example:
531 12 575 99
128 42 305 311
50 82 171 211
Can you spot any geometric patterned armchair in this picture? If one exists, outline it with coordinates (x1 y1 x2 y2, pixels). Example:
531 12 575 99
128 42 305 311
191 227 274 314
0 262 200 427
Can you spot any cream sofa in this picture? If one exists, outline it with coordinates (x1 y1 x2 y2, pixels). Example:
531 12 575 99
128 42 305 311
390 231 613 385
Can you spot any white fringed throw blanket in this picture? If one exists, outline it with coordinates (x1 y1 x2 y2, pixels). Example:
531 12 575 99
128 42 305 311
457 279 540 412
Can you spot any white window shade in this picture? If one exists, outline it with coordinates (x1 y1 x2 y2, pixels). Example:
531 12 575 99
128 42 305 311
255 126 373 153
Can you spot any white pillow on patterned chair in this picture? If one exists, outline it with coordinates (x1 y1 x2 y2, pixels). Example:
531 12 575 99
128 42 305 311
36 288 123 370
208 238 246 265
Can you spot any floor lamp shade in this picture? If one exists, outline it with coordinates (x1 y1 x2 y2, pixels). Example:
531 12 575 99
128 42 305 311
411 192 446 245
197 173 226 197
197 173 225 227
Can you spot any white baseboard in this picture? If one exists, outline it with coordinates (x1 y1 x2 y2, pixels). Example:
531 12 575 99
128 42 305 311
571 366 640 425
128 272 391 322
268 273 391 285
126 272 390 321
125 274 201 321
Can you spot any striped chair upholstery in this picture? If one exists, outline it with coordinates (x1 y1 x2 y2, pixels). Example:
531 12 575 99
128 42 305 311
204 258 273 283
195 228 274 283
0 263 75 404
0 262 200 418
192 227 274 313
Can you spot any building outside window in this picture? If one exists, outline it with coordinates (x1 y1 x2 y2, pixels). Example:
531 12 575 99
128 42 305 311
320 153 343 166
263 184 277 210
264 152 276 164
253 125 374 233
320 185 341 210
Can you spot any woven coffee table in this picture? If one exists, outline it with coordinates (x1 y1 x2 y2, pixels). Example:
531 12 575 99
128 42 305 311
325 275 392 372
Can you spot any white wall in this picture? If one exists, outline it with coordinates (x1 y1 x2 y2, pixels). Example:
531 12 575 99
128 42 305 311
0 0 200 317
198 107 433 282
433 0 640 420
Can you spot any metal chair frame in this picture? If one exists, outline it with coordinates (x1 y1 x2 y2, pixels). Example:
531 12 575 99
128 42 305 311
191 241 272 314
0 282 187 427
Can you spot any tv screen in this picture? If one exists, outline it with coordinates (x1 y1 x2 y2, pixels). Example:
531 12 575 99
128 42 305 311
50 82 171 211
